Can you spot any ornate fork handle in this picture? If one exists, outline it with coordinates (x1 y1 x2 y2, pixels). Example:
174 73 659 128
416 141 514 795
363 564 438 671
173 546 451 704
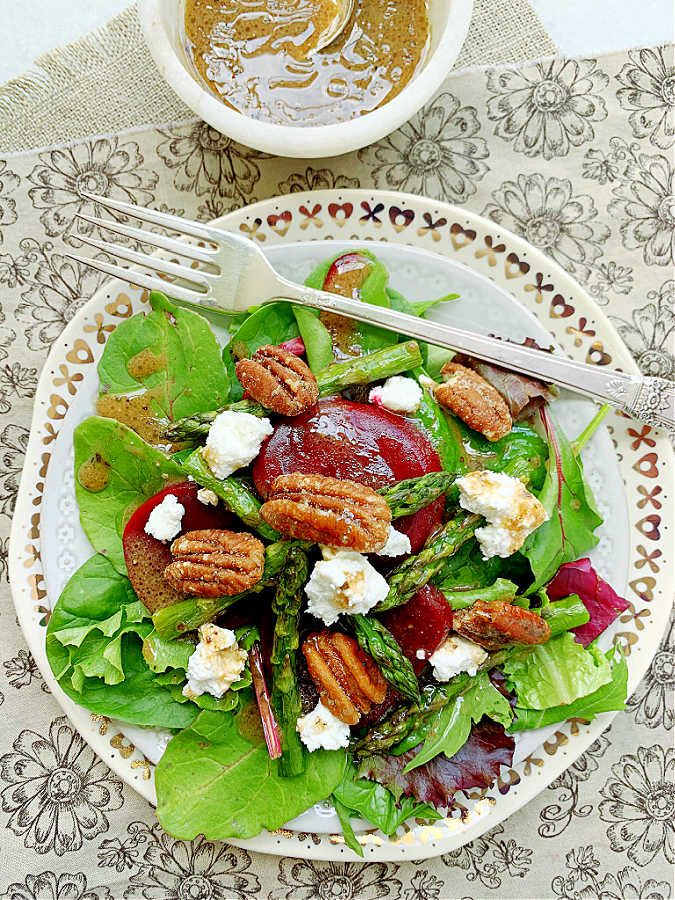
604 375 675 432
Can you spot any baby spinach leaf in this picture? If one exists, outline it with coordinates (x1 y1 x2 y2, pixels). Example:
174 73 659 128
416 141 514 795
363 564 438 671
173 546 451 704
405 672 513 771
98 292 229 422
292 307 334 372
503 632 612 709
522 409 602 591
74 416 184 573
509 650 627 731
332 762 441 838
412 366 461 472
155 701 347 839
332 794 364 857
46 555 198 728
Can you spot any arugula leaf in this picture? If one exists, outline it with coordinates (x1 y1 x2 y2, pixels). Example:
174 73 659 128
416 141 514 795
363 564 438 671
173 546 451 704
332 763 441 840
503 632 612 709
155 702 347 839
509 650 627 731
46 555 198 728
98 292 229 421
404 672 513 771
74 416 184 572
522 409 603 590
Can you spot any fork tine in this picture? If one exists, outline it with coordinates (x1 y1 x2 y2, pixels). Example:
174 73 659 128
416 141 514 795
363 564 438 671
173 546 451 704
74 233 216 288
76 213 218 264
80 192 214 241
65 252 208 304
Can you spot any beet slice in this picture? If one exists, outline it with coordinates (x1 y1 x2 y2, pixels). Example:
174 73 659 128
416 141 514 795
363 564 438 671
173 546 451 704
253 397 444 552
122 481 234 614
382 583 453 675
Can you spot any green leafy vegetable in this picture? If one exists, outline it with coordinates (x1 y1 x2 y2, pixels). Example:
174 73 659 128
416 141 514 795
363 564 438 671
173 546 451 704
442 578 518 609
74 416 184 572
224 301 300 398
509 651 627 731
155 702 347 839
522 409 602 590
46 555 198 728
503 632 612 709
412 366 461 472
331 762 441 851
404 672 513 771
98 292 229 421
292 307 334 372
539 594 590 636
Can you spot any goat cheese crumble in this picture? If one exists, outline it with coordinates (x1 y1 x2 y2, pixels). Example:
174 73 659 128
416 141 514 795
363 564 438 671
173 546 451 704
376 525 412 557
305 547 389 625
429 634 488 681
182 624 247 700
296 701 350 752
456 469 548 559
203 410 273 479
144 493 185 542
197 487 219 506
369 376 423 413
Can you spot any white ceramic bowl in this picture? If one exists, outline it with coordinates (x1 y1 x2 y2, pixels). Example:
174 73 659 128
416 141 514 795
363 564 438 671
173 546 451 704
139 0 473 158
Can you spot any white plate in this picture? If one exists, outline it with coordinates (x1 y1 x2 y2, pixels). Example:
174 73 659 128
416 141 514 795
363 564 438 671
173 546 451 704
10 190 673 860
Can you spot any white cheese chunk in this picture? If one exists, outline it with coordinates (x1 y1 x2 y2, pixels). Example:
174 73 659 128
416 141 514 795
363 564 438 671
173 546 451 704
429 635 488 681
203 410 273 479
197 487 219 506
296 701 350 752
182 624 247 700
376 525 412 558
305 548 389 625
144 493 185 542
369 376 423 413
456 469 548 559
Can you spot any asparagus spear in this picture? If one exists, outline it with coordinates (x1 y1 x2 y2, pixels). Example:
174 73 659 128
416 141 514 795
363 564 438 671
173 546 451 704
271 546 308 777
163 341 423 442
379 472 456 518
349 615 420 702
375 511 481 613
152 539 308 639
180 448 280 541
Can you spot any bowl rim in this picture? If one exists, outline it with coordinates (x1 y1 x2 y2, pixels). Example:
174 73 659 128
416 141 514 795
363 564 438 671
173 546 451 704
138 0 474 157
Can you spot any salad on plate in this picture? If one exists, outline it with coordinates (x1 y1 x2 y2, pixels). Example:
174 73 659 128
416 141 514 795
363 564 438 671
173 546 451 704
46 249 630 854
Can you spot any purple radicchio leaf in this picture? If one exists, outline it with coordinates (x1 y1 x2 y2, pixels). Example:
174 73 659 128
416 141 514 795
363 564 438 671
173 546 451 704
357 717 515 810
546 557 630 647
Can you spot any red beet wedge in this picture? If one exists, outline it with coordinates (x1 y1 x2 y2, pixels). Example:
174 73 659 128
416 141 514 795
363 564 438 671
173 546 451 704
253 398 444 552
122 481 234 613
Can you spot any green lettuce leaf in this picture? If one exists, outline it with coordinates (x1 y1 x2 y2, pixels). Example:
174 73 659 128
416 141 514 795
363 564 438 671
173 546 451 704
503 632 612 710
98 291 229 421
509 650 627 731
155 702 347 839
404 672 513 771
522 410 602 591
74 416 184 572
539 594 590 637
46 555 198 728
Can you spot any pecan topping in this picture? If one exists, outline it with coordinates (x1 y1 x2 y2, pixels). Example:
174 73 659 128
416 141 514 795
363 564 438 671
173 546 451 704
235 344 319 416
433 361 512 442
452 599 551 650
164 529 265 598
302 630 387 725
260 473 391 552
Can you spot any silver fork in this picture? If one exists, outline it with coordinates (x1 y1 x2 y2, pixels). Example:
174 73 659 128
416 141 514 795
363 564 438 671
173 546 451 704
67 193 674 432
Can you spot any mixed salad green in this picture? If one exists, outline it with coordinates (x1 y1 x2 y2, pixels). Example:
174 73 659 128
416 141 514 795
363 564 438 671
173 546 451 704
47 249 629 853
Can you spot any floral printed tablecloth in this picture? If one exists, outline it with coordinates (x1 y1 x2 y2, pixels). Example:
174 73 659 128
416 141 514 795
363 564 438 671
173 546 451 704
0 39 673 900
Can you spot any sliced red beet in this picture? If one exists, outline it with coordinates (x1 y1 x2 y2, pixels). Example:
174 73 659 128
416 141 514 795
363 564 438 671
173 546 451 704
253 398 444 552
382 584 453 675
122 481 234 614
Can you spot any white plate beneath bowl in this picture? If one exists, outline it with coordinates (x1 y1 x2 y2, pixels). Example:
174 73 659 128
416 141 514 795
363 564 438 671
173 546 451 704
9 190 673 860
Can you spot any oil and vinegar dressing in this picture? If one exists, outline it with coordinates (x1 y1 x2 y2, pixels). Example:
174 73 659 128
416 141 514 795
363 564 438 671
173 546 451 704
184 0 430 126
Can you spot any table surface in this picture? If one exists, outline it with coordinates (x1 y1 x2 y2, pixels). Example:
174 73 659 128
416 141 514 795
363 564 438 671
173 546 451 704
0 0 673 84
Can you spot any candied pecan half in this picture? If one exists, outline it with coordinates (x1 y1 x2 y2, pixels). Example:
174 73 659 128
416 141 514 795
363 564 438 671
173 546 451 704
302 630 387 725
433 361 512 442
260 473 391 552
235 344 318 416
164 529 265 598
453 599 550 651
